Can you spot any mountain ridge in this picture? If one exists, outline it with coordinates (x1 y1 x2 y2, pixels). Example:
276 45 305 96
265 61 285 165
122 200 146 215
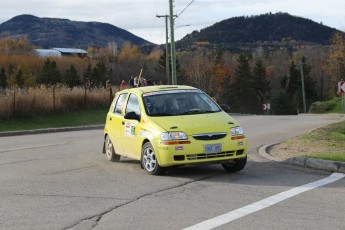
178 12 343 48
0 13 343 50
0 14 151 48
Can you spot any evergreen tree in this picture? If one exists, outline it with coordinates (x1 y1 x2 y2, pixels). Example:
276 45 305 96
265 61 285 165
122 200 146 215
157 50 186 85
271 90 297 115
83 63 92 82
286 61 300 98
252 58 270 104
15 70 24 88
37 59 61 85
156 50 167 73
232 54 260 113
0 67 7 89
64 64 80 88
92 62 107 87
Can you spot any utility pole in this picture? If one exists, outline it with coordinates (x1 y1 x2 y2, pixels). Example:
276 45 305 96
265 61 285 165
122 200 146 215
156 15 170 85
300 61 307 113
169 0 177 85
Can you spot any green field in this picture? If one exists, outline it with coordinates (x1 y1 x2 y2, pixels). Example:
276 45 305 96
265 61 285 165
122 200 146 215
0 109 107 132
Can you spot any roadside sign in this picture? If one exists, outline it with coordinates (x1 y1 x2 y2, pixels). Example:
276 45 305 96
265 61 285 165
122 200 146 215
339 81 345 93
262 103 270 110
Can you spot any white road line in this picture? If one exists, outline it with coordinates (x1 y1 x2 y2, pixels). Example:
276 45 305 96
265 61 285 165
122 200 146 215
182 173 345 230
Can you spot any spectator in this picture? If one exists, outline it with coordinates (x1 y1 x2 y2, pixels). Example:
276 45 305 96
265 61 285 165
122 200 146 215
134 76 138 87
147 78 154 86
119 80 126 90
140 77 147 87
129 76 134 88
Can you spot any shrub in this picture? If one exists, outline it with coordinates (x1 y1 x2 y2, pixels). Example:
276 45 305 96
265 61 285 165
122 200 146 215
309 100 337 113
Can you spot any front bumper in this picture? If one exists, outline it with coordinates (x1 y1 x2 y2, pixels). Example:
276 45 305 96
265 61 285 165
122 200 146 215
154 138 247 167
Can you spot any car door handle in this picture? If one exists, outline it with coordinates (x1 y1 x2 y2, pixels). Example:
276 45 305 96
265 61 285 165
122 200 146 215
109 117 112 121
122 121 125 125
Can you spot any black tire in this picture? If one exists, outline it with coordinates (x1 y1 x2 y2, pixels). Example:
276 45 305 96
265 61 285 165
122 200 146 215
141 142 165 175
105 135 120 162
222 156 247 173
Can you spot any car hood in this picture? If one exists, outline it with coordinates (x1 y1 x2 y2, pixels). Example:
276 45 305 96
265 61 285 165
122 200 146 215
148 112 240 135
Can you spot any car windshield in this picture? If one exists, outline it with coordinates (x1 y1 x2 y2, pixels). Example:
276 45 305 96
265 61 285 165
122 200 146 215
143 89 221 116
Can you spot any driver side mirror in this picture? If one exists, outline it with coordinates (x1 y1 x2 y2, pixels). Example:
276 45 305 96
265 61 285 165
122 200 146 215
220 104 230 113
124 111 141 121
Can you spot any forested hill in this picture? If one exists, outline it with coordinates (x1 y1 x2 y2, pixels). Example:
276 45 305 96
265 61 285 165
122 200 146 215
0 14 151 48
178 12 343 47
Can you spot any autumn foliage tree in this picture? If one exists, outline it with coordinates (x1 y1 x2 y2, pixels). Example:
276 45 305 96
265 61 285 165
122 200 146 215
324 32 345 96
211 52 231 98
0 37 32 55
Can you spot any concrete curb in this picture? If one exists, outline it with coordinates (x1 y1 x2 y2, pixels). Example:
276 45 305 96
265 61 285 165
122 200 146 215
258 143 345 173
0 124 104 137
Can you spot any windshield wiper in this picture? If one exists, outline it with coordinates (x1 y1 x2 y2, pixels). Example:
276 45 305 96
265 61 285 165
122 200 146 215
182 109 217 115
150 112 177 116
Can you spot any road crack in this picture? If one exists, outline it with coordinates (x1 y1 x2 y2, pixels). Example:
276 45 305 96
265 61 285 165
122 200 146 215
63 175 213 230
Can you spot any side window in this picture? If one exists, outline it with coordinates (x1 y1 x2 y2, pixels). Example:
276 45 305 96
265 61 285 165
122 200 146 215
110 95 119 113
125 94 140 115
114 93 128 114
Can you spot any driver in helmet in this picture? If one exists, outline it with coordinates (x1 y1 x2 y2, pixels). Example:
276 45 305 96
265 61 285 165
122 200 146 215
177 97 188 113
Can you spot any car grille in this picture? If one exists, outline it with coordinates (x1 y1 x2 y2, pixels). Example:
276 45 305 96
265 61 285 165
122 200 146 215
192 132 227 140
186 151 235 160
174 150 245 161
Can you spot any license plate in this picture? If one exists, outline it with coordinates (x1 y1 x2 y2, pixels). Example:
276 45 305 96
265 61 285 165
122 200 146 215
203 144 222 154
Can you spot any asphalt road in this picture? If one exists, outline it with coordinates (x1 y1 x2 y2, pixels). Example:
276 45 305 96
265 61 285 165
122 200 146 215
0 114 345 230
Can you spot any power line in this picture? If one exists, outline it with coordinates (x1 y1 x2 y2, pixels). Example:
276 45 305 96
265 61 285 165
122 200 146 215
176 0 195 17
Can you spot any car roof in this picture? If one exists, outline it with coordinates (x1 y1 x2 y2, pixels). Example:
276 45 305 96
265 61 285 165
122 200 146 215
120 85 198 94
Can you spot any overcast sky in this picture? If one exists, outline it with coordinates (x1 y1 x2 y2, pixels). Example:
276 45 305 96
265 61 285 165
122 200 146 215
1 0 344 45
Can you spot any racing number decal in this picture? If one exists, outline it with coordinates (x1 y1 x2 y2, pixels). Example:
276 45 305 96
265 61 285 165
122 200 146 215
125 122 136 137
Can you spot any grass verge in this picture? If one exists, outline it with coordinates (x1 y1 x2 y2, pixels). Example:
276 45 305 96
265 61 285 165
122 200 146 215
0 109 107 132
304 153 345 162
303 120 345 162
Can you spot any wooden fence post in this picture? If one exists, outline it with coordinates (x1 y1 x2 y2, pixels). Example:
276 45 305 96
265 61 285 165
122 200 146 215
13 91 16 116
53 86 56 111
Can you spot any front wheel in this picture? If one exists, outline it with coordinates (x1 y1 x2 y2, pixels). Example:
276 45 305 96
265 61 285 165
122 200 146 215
105 135 120 162
141 142 165 175
222 156 247 173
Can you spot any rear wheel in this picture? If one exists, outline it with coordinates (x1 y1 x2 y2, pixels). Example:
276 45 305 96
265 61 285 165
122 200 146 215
141 142 165 175
222 156 247 173
105 135 120 162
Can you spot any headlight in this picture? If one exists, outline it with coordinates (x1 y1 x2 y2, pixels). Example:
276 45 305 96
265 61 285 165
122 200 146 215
230 126 244 136
161 132 188 140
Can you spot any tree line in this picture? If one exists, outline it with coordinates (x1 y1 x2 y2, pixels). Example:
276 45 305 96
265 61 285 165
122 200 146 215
0 32 344 115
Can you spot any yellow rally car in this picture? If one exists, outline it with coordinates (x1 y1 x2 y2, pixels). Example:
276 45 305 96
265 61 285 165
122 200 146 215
102 85 247 175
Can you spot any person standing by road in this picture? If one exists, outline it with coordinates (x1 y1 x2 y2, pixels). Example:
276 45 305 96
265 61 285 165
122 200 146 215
119 80 126 90
129 76 134 88
134 76 138 87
